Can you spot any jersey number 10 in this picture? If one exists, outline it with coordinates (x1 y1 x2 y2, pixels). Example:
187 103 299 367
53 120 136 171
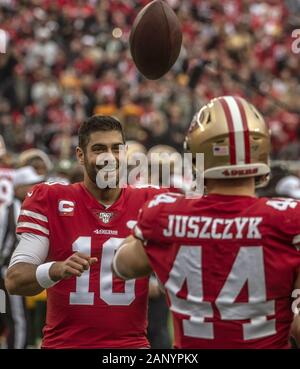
69 237 135 306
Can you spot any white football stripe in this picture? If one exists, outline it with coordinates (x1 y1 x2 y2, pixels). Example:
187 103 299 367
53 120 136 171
223 96 245 164
17 222 49 235
20 210 48 222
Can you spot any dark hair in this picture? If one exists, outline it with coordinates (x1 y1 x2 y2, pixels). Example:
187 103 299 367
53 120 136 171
78 115 125 151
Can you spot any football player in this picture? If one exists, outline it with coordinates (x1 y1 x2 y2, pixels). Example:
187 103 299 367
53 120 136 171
5 115 164 348
0 135 15 208
0 166 44 349
113 96 300 348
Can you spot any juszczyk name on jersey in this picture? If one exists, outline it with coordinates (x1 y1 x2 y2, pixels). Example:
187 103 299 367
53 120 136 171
95 149 204 197
163 216 263 240
0 289 6 313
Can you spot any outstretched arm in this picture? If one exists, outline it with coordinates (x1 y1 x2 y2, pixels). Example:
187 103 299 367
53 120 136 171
112 235 152 280
5 233 97 296
6 263 44 296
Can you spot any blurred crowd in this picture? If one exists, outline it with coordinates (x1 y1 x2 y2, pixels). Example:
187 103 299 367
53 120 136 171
0 0 299 167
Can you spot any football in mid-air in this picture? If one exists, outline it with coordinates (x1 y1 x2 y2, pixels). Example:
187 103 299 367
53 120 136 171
129 0 182 80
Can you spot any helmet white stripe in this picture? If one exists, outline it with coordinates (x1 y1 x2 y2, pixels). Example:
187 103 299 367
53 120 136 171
223 96 246 165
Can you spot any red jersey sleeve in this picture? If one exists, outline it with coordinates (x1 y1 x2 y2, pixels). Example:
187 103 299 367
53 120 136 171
144 186 168 200
16 183 50 238
133 192 181 242
283 200 300 250
134 203 160 242
265 198 300 250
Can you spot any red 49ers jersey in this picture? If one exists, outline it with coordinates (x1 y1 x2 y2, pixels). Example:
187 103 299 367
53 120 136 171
16 182 163 348
134 193 300 349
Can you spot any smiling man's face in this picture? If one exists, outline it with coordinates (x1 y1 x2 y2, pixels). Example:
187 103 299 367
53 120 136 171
78 130 125 188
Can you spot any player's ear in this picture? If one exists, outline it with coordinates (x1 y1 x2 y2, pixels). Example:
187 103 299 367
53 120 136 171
76 146 85 165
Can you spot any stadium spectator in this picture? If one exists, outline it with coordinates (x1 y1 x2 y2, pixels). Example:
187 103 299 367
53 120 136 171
0 0 298 163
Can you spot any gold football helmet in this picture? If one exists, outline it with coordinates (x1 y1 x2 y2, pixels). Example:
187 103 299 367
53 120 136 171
184 96 270 187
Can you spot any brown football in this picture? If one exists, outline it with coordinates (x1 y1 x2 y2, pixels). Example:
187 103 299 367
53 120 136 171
130 0 182 80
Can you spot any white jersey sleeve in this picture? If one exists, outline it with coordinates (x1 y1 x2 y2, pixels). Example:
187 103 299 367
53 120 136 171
8 232 49 268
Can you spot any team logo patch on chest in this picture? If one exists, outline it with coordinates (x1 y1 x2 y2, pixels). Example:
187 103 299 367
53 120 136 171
99 211 114 224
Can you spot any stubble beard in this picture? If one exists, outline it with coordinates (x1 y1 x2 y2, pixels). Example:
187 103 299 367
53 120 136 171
85 158 120 189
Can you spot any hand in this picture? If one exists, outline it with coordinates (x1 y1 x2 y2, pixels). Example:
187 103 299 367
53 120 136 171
49 252 98 281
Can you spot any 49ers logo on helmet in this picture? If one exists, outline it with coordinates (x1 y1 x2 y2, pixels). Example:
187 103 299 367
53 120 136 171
222 168 259 176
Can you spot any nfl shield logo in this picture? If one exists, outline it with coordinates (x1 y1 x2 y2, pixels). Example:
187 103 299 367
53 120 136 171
99 212 114 224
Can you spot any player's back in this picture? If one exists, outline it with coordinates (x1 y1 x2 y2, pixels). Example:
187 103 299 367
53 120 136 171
138 193 300 348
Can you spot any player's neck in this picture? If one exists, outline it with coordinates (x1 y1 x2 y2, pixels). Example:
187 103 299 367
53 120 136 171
84 179 122 206
206 178 256 197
